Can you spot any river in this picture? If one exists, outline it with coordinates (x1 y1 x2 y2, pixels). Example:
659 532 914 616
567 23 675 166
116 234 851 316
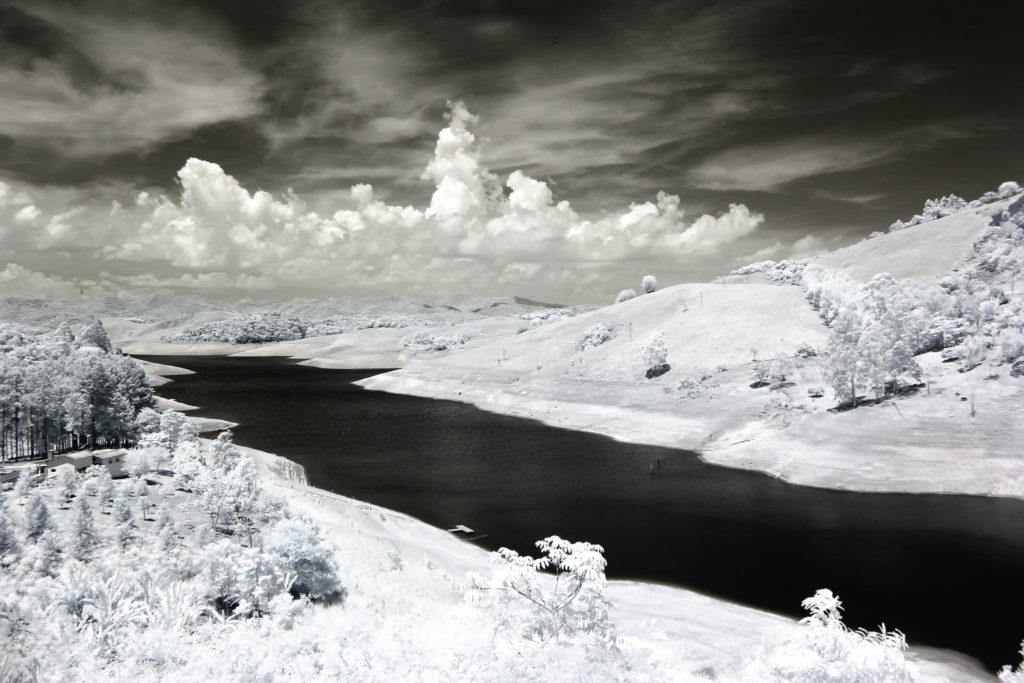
137 354 1024 671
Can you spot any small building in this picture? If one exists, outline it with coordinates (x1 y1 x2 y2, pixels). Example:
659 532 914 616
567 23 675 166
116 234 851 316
0 469 18 486
91 448 129 478
37 452 94 478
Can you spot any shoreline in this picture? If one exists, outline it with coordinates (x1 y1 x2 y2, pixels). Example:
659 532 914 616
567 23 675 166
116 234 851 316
140 355 1000 679
133 346 1024 502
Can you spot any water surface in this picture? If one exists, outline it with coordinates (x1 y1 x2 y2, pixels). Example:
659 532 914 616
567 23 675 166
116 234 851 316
139 354 1024 671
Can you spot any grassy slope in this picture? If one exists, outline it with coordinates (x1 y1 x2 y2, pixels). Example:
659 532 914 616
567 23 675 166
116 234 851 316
358 195 1024 498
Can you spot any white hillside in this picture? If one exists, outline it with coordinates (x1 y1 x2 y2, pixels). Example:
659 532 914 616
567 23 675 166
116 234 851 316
811 193 1021 284
359 281 831 454
359 183 1024 499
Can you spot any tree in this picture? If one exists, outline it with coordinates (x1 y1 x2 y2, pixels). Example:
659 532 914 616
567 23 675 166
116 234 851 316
96 468 114 512
34 528 63 576
263 518 342 601
53 321 76 347
24 494 52 543
756 589 916 682
825 307 866 406
56 468 78 509
113 498 135 548
78 320 112 352
614 289 636 304
132 475 150 498
13 468 33 504
70 495 99 561
156 503 176 552
641 334 670 378
642 275 657 294
467 535 617 648
0 499 18 560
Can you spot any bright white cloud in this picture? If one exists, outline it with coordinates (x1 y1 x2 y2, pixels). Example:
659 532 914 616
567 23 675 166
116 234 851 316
0 103 765 302
0 263 82 299
14 205 41 224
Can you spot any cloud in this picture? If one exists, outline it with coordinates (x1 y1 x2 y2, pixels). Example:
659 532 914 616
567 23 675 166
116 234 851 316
689 122 995 193
0 263 82 298
689 138 896 192
0 2 264 159
0 103 766 301
789 234 829 259
14 205 41 224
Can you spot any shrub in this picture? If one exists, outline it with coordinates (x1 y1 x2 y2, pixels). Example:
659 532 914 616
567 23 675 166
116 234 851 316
641 334 669 378
754 589 916 682
577 324 612 351
615 289 636 304
263 518 343 602
467 536 617 648
641 275 657 294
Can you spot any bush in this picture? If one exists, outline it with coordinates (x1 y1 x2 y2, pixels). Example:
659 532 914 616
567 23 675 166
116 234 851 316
467 536 617 648
615 289 636 304
641 275 657 294
753 589 916 682
263 518 343 602
577 324 612 351
795 343 817 358
641 334 669 378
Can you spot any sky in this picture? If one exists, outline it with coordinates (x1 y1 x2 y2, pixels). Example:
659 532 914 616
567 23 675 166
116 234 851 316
0 0 1021 304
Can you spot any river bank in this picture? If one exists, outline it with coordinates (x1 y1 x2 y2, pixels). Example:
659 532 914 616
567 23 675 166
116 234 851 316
139 357 1001 681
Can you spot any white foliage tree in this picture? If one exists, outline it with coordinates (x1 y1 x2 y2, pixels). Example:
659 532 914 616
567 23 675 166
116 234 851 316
615 289 636 304
33 528 63 576
577 324 612 352
13 468 33 504
156 503 176 552
70 496 100 561
56 468 78 509
754 589 916 682
641 333 670 378
113 498 135 548
642 274 657 294
467 535 617 648
24 493 52 543
0 499 18 561
1001 641 1024 681
96 468 114 512
263 518 343 601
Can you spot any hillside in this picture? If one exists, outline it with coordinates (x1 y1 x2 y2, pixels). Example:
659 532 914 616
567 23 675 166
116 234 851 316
358 187 1024 498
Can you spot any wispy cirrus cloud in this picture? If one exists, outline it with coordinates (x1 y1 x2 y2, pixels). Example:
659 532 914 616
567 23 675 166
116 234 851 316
0 2 264 159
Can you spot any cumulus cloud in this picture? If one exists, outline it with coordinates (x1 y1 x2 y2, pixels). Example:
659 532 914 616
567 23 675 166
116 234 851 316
14 206 41 224
1 103 765 302
0 263 82 299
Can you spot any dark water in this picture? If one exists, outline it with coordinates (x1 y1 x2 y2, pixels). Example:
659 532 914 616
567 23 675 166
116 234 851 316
139 354 1024 671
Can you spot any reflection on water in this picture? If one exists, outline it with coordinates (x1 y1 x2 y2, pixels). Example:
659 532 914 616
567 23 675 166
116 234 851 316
138 354 1024 671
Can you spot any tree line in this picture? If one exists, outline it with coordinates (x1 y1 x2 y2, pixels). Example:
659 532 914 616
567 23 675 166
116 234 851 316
0 320 154 460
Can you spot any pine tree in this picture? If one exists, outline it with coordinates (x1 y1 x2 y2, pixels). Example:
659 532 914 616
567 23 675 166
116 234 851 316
0 499 19 559
157 503 176 551
24 494 52 543
96 468 114 512
78 320 112 352
56 468 78 509
13 468 33 504
113 498 135 548
70 496 99 561
35 529 63 576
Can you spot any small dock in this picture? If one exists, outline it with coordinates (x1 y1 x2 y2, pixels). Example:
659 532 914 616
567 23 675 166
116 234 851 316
447 524 487 541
